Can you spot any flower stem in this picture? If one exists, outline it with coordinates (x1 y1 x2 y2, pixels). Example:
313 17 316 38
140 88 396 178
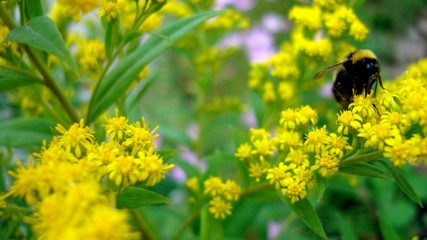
340 151 383 166
172 211 200 240
130 209 156 240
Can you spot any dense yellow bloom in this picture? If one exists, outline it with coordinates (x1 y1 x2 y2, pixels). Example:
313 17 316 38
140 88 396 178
349 94 378 119
275 130 303 150
285 148 310 168
288 6 322 30
266 162 290 189
124 118 159 154
304 126 328 153
298 105 318 126
104 110 129 141
249 128 270 141
204 177 223 197
280 177 307 204
384 135 421 166
58 0 100 21
280 108 298 130
100 0 126 21
223 180 241 201
278 81 295 101
55 119 95 158
203 177 241 219
313 151 340 177
249 162 265 182
204 9 249 31
209 197 232 220
337 110 362 135
186 177 199 193
325 133 351 158
235 143 252 161
349 19 369 41
75 38 106 77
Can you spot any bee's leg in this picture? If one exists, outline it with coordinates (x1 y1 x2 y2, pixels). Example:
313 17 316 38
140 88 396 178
373 103 381 117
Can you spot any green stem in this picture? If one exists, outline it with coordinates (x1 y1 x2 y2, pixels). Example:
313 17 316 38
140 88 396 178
340 151 383 166
23 46 80 123
200 205 210 240
130 209 156 240
172 211 201 240
0 64 44 83
241 182 273 196
0 4 80 123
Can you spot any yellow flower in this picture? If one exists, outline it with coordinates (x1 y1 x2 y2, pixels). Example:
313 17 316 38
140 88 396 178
349 94 378 119
107 155 141 187
285 148 310 168
280 177 307 203
203 177 223 197
235 143 252 161
304 126 328 153
349 19 369 41
323 12 346 37
278 81 295 102
337 110 362 134
208 197 232 220
251 138 275 160
384 135 420 166
55 119 95 158
280 108 299 130
325 133 351 158
266 162 290 189
249 128 270 141
104 109 129 141
57 0 100 21
223 180 241 201
313 150 340 177
288 6 322 30
124 118 159 154
297 105 318 126
141 151 174 187
262 82 277 102
275 130 303 150
186 177 199 193
249 162 265 182
99 0 126 21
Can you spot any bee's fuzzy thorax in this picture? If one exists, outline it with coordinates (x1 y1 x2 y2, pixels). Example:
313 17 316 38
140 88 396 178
350 49 377 63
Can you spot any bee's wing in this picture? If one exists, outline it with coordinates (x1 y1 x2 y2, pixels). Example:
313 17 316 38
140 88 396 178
313 62 345 79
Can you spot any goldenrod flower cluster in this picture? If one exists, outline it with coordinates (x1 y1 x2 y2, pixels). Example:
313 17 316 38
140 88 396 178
248 1 368 105
7 113 173 238
236 106 353 203
203 177 241 219
204 9 250 31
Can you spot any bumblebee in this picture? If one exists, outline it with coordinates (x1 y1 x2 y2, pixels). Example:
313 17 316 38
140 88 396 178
314 49 385 109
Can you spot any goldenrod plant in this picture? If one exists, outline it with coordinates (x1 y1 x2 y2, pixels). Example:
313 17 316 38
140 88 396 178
0 0 426 239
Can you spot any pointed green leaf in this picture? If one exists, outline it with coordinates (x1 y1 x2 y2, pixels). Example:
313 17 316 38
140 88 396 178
125 73 157 111
117 187 171 209
87 10 222 123
7 16 77 70
157 149 180 162
378 211 400 240
0 118 55 147
0 70 40 92
315 173 330 202
378 159 423 207
280 194 327 239
339 162 393 180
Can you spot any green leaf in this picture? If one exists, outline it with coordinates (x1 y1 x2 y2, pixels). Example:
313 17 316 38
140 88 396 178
0 70 39 92
24 0 43 19
335 211 357 240
157 149 180 161
315 173 330 202
117 187 171 209
378 159 423 207
339 162 393 180
7 16 77 70
0 118 55 147
87 10 222 123
125 73 157 111
280 194 327 239
377 211 400 240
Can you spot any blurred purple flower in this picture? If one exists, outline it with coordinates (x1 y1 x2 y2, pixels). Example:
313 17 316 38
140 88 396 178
320 81 333 98
170 166 187 183
245 27 277 63
261 13 288 33
186 122 199 141
215 0 255 11
242 109 257 128
179 146 207 171
267 221 283 239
